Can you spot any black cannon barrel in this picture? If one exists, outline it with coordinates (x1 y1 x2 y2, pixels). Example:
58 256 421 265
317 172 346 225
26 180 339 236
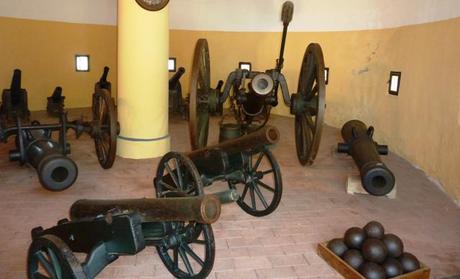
188 125 279 160
169 67 185 88
186 126 280 178
338 120 395 196
51 86 63 102
100 66 110 83
70 195 221 224
9 130 78 191
10 69 22 106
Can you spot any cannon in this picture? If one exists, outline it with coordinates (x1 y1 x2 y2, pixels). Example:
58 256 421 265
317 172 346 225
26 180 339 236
337 120 395 196
1 69 31 122
46 86 65 116
169 67 187 118
27 192 235 278
189 1 326 166
0 87 118 191
95 66 111 93
155 125 282 217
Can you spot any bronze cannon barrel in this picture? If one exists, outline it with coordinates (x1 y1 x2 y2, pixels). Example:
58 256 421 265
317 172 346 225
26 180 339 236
186 126 280 177
187 125 280 159
70 194 221 224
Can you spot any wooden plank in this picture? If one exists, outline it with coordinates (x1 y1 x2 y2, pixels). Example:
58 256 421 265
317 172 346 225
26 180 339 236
317 242 430 279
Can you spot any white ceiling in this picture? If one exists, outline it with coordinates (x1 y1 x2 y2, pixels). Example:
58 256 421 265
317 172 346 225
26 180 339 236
0 0 459 31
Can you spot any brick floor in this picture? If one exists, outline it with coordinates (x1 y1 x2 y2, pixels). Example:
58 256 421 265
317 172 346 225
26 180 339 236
0 110 459 278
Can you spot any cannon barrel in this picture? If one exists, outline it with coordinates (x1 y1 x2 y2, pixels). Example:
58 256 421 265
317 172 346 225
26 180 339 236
337 120 395 196
70 194 221 224
169 67 185 88
186 126 279 177
51 86 63 102
10 69 22 106
9 134 78 191
188 125 279 159
100 66 110 84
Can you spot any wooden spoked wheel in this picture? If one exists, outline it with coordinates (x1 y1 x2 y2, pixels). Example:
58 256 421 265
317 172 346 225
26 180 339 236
92 88 117 169
27 234 87 279
228 148 283 217
294 43 326 166
189 39 211 150
154 152 215 278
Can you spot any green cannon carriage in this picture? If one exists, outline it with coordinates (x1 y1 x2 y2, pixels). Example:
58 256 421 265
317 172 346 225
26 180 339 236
155 125 282 217
28 194 230 279
188 1 326 166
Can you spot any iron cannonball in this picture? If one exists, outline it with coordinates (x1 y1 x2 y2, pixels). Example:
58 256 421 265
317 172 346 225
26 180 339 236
383 234 404 258
399 252 420 273
342 249 364 270
362 238 388 263
359 262 386 279
382 258 403 278
344 227 366 249
327 238 348 257
363 221 385 239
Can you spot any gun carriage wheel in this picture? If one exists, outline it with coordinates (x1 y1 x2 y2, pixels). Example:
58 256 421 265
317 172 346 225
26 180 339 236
92 88 117 169
290 43 326 166
27 234 86 279
229 148 282 216
154 152 215 278
189 39 211 150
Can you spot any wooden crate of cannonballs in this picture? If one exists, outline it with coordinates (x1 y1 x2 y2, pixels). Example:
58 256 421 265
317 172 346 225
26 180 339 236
317 242 430 279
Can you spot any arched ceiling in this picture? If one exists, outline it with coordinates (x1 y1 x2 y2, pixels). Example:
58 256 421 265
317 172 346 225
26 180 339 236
0 0 459 31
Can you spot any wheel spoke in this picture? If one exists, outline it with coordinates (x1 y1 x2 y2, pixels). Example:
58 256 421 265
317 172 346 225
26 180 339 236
193 239 207 245
183 243 205 267
47 248 62 279
159 181 177 192
178 247 194 275
241 184 249 200
173 247 178 270
174 158 184 188
261 169 274 175
252 182 269 209
256 180 275 193
248 153 253 171
253 152 264 171
36 251 56 278
164 163 180 189
249 185 256 210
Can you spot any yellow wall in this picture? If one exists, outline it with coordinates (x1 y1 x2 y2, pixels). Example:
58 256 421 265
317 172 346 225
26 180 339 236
0 17 117 111
170 17 460 203
1 15 458 203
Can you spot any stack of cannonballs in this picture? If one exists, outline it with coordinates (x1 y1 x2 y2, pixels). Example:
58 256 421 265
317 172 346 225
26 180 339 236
327 221 421 279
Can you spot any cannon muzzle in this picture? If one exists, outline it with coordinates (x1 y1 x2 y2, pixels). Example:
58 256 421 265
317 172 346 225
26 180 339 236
338 120 395 196
70 194 221 224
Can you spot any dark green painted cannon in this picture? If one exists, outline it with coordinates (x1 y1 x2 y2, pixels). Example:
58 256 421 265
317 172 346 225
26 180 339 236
28 193 234 279
155 125 282 217
337 120 395 196
1 69 31 122
169 67 187 117
0 87 118 191
188 1 326 166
